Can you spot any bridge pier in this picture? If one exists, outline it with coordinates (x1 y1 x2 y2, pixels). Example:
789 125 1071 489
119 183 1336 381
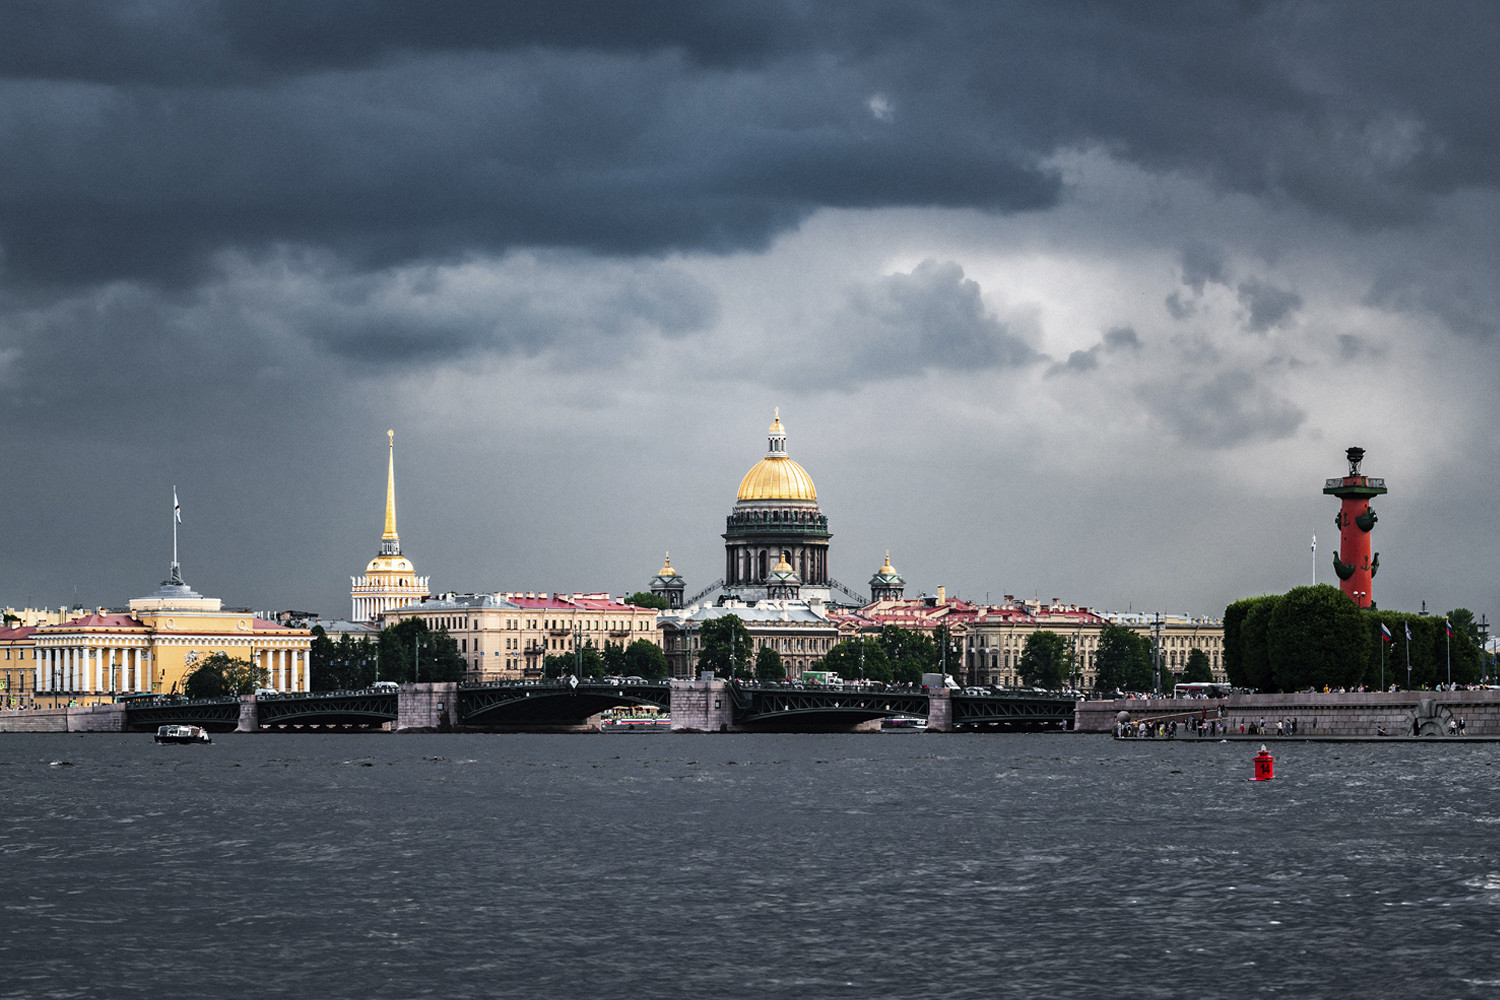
926 687 953 733
236 695 258 733
669 676 734 733
397 682 458 732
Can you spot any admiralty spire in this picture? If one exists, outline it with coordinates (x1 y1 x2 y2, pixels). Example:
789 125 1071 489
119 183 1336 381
350 430 429 621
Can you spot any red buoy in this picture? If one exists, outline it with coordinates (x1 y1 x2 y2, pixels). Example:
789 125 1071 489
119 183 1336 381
1252 745 1275 781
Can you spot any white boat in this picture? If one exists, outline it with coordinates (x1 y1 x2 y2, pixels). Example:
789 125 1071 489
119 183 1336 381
154 725 212 744
881 716 927 732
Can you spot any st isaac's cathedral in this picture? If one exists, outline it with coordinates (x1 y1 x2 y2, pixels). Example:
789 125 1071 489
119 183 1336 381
654 409 859 608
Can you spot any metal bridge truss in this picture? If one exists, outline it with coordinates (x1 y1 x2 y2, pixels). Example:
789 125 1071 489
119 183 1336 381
459 679 672 727
950 692 1075 727
730 684 928 728
126 698 242 732
256 690 397 729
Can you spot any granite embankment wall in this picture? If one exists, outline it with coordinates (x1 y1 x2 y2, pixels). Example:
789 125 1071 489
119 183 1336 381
0 704 125 733
1076 690 1500 735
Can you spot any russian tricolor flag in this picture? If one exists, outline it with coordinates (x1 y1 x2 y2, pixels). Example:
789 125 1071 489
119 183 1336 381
1381 623 1393 643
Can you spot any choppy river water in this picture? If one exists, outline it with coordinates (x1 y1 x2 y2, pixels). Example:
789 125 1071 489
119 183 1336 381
3 732 1500 999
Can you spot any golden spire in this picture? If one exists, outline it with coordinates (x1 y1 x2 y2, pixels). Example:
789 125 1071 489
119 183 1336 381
769 406 784 435
880 550 894 574
658 551 677 577
383 430 398 541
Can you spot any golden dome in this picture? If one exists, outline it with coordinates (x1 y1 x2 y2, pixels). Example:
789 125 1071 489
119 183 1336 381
737 457 818 501
657 552 677 577
737 407 818 501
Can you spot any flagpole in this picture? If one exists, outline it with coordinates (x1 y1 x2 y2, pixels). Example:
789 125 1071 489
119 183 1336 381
172 484 178 572
1405 628 1411 690
1311 534 1316 586
1380 629 1385 691
1446 619 1452 688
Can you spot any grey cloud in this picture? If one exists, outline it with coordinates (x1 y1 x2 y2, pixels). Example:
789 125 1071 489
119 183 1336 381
1045 326 1140 377
1237 279 1303 333
834 259 1039 385
1179 243 1228 294
1337 333 1386 361
1139 368 1305 447
1164 290 1194 320
1103 326 1141 352
1366 269 1499 340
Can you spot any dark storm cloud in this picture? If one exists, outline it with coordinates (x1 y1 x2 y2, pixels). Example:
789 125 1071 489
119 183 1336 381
1237 279 1303 333
2 1 1495 293
1366 268 1499 341
1138 368 1305 447
1045 325 1141 377
833 259 1040 385
1179 243 1228 295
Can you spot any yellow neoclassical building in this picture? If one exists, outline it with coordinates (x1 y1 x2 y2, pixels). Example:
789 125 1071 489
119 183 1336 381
351 430 428 621
14 576 311 708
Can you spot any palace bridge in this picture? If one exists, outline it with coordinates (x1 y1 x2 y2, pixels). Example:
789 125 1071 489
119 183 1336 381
118 678 1075 734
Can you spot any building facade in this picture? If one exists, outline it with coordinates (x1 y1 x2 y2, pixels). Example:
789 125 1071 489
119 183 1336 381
351 430 428 621
658 598 840 679
384 592 661 681
4 575 311 709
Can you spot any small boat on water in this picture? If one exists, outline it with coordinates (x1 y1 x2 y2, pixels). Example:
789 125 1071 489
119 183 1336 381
602 716 671 733
154 725 212 744
881 716 927 732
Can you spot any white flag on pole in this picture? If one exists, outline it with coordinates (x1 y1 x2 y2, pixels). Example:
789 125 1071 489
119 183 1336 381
174 488 181 524
1311 534 1316 553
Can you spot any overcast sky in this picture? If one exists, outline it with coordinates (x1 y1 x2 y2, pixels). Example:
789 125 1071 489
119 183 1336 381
3 1 1497 623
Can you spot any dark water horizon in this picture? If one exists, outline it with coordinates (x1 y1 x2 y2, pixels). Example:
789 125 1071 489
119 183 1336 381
3 732 1499 999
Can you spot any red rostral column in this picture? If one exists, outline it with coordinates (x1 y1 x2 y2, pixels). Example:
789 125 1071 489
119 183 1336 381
1322 446 1387 609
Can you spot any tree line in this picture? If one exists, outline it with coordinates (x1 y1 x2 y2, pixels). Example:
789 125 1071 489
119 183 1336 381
1223 584 1486 692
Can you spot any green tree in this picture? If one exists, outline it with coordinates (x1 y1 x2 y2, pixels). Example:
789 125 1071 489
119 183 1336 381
184 661 231 698
379 618 466 683
698 614 753 678
1267 584 1369 692
1183 648 1213 683
602 641 628 677
1238 596 1280 692
625 591 668 611
1018 631 1069 689
1092 623 1152 693
932 624 960 675
623 639 669 679
877 625 937 684
754 645 784 681
184 652 267 697
542 654 571 678
308 625 338 690
1448 608 1479 644
819 637 892 683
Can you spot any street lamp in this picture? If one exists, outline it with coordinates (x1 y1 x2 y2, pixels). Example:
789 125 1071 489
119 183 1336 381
413 635 424 683
1480 614 1490 682
1353 590 1365 609
1152 613 1163 695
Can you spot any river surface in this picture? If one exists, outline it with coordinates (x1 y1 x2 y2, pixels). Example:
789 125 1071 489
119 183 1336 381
3 733 1500 999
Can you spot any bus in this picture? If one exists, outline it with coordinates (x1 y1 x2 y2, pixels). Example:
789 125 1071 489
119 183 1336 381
1173 682 1232 698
